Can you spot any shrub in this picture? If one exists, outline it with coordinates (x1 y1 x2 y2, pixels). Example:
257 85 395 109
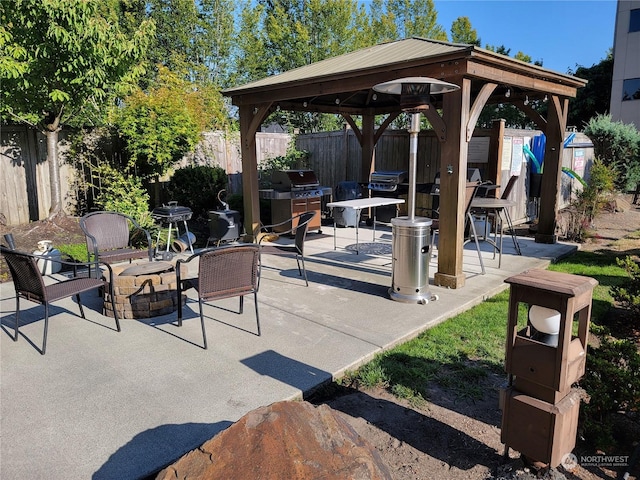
579 336 640 450
259 144 309 188
583 114 640 191
92 163 156 231
611 256 640 317
562 158 616 241
165 165 228 219
58 243 90 262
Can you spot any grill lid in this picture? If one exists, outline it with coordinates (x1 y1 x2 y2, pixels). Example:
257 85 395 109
369 170 408 191
370 171 408 184
271 170 319 191
152 204 193 221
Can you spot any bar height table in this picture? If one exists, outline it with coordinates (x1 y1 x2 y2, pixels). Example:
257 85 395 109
326 197 405 254
470 197 522 267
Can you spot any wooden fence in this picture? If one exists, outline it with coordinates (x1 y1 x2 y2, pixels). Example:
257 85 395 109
1 123 592 227
299 126 594 226
0 127 290 226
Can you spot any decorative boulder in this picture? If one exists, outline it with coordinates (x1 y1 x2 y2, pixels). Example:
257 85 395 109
155 400 392 480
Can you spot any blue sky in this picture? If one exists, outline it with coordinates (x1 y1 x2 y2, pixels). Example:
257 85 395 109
433 0 616 74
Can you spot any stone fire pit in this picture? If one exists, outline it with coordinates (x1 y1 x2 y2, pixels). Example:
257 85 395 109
103 261 183 319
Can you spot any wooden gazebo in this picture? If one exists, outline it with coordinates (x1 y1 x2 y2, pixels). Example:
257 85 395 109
223 37 586 289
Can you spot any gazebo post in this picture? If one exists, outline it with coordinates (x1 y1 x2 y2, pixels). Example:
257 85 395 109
361 113 376 185
239 103 270 241
434 79 471 289
535 96 568 244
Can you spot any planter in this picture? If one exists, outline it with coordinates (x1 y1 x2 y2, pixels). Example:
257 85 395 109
529 173 542 198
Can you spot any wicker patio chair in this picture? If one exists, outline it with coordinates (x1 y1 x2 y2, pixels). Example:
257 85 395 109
0 245 120 355
80 211 153 276
258 211 317 287
176 244 261 349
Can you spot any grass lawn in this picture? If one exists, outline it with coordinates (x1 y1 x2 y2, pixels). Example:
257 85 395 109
343 248 635 410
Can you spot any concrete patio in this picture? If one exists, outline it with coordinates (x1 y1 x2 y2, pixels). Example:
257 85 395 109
0 224 577 479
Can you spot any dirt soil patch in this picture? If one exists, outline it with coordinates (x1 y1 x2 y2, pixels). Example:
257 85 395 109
2 196 639 480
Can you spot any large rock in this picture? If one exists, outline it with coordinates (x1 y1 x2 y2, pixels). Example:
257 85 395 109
155 400 392 480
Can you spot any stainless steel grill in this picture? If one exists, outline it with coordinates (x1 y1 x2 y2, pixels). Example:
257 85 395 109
260 170 331 200
259 170 331 234
368 170 408 193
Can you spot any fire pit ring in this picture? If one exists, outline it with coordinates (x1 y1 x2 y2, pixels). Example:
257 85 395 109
103 261 184 319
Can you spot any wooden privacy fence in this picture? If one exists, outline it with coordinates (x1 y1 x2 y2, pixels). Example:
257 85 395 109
2 123 592 228
0 127 289 226
298 126 594 227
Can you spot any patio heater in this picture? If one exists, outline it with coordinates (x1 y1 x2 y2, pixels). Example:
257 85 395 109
373 77 459 304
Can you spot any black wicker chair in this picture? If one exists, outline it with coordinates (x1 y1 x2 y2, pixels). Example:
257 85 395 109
258 211 316 287
80 211 153 276
0 245 120 355
176 244 261 349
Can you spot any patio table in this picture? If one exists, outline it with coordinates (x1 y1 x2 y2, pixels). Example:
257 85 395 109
326 197 405 254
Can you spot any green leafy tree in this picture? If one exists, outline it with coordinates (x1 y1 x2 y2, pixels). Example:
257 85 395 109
257 0 371 75
113 66 227 199
368 0 398 43
484 44 510 55
0 0 153 218
244 0 373 132
233 2 269 85
386 0 447 40
145 0 200 80
143 0 237 87
198 0 237 86
567 52 614 130
450 16 480 45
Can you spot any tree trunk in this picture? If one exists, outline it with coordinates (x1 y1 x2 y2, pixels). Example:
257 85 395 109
45 128 63 219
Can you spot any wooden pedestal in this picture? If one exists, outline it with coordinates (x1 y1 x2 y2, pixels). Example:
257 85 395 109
501 387 582 468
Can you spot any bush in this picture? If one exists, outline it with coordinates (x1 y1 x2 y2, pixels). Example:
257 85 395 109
611 256 640 317
259 144 309 188
583 114 640 191
92 163 156 231
58 243 90 262
579 336 640 450
563 158 616 241
166 165 228 219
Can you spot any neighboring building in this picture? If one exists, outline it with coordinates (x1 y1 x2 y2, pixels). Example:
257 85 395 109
610 0 640 127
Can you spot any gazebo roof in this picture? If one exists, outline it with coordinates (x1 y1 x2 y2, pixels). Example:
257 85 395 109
224 37 587 114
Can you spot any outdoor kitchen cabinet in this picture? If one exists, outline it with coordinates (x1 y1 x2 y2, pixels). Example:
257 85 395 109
271 197 321 233
262 170 328 234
